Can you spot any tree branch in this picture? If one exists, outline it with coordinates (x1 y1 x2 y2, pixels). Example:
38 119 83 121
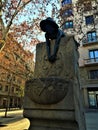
6 0 32 35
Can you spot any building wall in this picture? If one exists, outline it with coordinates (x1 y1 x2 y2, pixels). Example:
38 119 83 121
60 0 98 109
0 35 34 108
79 44 98 67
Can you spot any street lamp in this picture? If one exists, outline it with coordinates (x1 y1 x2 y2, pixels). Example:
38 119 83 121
5 73 13 117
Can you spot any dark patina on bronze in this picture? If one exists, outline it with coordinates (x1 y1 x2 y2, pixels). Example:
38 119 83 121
40 17 65 63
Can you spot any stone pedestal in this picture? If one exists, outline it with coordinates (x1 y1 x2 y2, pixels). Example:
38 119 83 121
23 36 86 130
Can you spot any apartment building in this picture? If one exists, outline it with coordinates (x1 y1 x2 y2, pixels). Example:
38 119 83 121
0 34 34 108
60 0 98 109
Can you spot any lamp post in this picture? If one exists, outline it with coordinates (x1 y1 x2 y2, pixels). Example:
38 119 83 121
5 74 13 117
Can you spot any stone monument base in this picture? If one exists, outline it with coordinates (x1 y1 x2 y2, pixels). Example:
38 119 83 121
23 36 86 130
29 119 78 130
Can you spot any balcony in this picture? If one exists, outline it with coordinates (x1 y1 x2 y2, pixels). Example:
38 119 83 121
82 36 98 46
0 91 9 96
85 78 98 87
81 79 98 88
84 57 98 66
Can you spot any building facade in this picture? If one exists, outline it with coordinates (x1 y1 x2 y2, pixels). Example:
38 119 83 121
0 34 34 108
60 0 98 109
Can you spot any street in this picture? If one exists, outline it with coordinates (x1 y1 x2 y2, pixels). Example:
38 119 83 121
0 109 98 130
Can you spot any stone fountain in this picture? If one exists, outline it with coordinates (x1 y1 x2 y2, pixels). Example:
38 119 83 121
23 18 86 130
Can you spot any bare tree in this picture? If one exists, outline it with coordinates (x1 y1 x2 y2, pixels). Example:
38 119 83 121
0 0 60 52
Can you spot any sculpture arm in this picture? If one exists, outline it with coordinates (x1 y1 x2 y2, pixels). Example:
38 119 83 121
53 30 64 58
45 33 51 59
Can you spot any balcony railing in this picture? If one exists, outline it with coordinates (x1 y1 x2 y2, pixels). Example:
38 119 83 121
84 57 98 65
82 36 98 45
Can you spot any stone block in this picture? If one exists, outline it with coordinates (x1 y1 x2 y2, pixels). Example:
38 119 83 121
23 35 86 130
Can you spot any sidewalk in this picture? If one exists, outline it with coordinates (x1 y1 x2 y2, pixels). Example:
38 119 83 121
0 110 29 130
0 118 30 130
0 109 23 126
85 108 98 113
0 108 21 112
0 116 23 126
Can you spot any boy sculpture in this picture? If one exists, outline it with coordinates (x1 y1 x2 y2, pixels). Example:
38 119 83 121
40 17 65 63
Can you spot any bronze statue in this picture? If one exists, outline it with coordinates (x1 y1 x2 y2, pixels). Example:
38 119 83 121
40 17 65 63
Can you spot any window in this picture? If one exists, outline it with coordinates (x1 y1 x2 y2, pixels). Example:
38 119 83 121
3 99 7 107
64 21 73 29
7 74 11 82
88 90 98 108
5 85 9 91
12 87 14 93
89 50 98 59
87 32 97 43
85 15 94 25
63 9 72 17
62 0 72 6
13 76 16 81
16 88 19 92
0 84 2 90
17 79 21 84
88 91 96 107
89 70 98 79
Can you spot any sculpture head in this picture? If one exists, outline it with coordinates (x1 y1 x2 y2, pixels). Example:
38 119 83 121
40 17 59 39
